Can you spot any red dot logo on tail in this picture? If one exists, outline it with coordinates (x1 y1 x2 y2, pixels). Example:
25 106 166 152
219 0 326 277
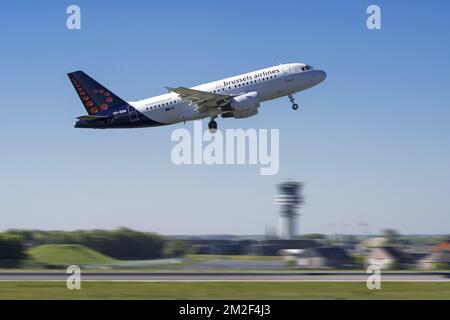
90 107 99 114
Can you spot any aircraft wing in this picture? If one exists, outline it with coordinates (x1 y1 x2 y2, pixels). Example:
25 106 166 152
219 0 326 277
165 86 233 114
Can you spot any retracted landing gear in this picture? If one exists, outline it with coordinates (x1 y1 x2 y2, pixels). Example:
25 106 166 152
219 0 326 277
208 116 218 133
289 94 299 111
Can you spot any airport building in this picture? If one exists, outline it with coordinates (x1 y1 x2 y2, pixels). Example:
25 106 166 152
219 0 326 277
184 238 318 256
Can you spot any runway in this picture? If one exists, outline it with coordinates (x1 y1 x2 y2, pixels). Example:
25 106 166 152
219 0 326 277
1 272 449 282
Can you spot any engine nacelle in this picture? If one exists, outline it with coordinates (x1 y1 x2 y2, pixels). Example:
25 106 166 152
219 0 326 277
230 91 260 119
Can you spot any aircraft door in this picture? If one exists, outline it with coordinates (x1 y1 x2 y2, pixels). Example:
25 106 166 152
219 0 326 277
283 65 294 82
128 105 140 122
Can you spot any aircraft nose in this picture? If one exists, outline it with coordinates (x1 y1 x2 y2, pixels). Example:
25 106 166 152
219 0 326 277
316 70 327 83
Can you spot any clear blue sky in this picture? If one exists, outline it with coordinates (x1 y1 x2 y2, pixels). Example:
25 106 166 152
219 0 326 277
0 1 449 235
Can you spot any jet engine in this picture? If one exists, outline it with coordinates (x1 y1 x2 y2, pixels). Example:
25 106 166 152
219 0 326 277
229 91 260 119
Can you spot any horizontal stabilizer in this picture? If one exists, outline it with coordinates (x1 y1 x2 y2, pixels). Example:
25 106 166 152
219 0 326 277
76 115 110 122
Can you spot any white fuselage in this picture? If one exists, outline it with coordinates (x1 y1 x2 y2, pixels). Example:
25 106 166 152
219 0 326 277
129 63 326 125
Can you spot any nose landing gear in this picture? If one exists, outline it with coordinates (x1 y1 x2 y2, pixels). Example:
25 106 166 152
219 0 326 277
289 94 299 111
208 116 218 133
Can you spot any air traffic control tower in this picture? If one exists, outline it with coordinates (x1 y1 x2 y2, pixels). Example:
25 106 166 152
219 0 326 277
275 181 304 240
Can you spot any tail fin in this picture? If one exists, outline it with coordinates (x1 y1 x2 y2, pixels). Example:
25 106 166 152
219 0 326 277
67 71 129 116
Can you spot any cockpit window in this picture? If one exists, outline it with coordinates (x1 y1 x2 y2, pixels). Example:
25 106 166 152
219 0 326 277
294 65 314 72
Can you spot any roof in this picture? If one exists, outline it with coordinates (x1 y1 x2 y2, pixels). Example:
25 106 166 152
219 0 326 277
371 247 410 263
402 244 433 254
432 241 450 253
360 237 388 248
382 247 405 259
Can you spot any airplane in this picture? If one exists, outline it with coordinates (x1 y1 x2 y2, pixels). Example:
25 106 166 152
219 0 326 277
68 63 326 132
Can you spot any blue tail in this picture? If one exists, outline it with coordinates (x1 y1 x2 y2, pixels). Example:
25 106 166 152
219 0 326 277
67 71 129 116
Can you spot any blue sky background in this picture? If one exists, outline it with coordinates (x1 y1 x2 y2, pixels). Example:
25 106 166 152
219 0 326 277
0 0 449 235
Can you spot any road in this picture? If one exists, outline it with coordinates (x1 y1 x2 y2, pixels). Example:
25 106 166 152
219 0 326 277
0 272 449 282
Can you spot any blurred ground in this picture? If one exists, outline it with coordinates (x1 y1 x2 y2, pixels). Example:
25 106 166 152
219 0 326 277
0 282 449 299
1 271 449 281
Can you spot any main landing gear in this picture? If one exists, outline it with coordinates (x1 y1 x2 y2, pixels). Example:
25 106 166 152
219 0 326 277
208 116 218 133
289 94 299 110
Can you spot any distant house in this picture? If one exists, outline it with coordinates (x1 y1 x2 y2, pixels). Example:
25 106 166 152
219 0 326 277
402 245 432 266
431 241 450 253
419 251 450 270
368 247 410 269
402 244 433 255
295 246 355 269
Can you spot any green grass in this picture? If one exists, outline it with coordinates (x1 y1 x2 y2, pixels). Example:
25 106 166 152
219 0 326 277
27 244 116 267
0 282 449 299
